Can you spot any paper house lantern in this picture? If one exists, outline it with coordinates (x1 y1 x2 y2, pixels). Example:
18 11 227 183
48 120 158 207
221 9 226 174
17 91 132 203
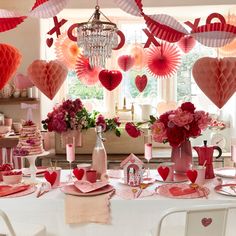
120 153 144 186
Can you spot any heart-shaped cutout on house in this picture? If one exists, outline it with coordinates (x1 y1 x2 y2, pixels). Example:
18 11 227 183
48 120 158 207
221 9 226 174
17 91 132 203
73 168 85 181
44 171 57 186
157 166 170 181
201 217 212 227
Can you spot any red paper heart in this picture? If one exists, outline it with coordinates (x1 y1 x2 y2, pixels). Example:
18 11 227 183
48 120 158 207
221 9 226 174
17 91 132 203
27 59 68 100
46 38 53 48
201 217 212 227
14 73 34 90
0 44 22 90
157 166 170 181
177 36 196 53
186 170 198 183
44 171 57 186
99 70 122 91
135 74 148 92
73 168 84 181
118 55 135 72
192 57 236 109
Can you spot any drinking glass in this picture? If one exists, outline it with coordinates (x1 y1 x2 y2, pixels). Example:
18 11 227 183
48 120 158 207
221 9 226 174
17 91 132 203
144 130 152 180
66 136 75 182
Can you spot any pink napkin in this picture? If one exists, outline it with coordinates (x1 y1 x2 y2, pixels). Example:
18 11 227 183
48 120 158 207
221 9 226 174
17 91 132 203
65 192 113 224
169 186 196 196
74 180 108 193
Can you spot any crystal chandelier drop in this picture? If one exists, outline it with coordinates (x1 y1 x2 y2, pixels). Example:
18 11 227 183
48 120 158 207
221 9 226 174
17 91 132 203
77 4 118 68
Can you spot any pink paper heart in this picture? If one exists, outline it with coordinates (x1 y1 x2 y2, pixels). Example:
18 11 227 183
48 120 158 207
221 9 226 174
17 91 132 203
201 217 212 227
73 168 84 181
157 166 170 181
177 36 196 53
118 55 135 72
186 170 198 184
135 74 148 92
14 73 34 89
44 171 57 186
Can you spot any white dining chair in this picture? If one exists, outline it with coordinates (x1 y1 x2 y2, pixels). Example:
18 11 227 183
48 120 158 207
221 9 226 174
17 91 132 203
0 209 46 236
152 203 236 236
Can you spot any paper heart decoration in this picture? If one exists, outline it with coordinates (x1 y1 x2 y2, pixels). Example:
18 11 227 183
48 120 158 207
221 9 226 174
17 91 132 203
46 38 53 48
0 44 22 90
177 36 196 53
44 171 57 186
73 168 84 181
14 73 34 90
157 166 170 181
201 218 212 227
135 74 148 92
129 44 147 69
192 57 236 109
27 59 68 100
118 55 135 72
99 70 123 91
186 170 198 184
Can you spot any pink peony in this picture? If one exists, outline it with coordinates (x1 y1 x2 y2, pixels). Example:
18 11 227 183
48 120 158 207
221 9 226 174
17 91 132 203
194 111 211 130
169 108 194 127
151 121 167 143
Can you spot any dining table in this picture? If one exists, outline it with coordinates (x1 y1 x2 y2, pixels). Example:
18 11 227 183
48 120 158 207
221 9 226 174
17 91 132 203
0 169 236 236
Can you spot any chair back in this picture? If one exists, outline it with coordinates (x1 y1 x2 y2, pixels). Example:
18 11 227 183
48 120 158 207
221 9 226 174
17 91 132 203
156 203 236 236
0 209 16 236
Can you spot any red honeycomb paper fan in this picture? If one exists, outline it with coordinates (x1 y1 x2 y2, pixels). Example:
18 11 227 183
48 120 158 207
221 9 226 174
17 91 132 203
55 32 82 70
75 55 101 86
145 43 181 79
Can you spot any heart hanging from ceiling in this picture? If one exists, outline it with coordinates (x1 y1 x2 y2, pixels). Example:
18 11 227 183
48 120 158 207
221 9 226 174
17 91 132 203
118 55 135 72
177 36 196 53
75 55 101 86
27 59 68 100
0 44 22 90
129 44 147 69
14 73 34 90
99 70 122 91
192 57 236 109
135 74 148 92
146 43 181 79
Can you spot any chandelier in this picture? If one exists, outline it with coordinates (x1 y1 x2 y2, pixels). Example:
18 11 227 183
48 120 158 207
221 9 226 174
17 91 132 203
77 4 118 68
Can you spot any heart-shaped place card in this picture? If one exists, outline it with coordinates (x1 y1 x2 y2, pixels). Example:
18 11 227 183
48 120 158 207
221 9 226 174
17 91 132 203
44 171 57 186
157 166 170 181
186 170 198 184
73 168 84 181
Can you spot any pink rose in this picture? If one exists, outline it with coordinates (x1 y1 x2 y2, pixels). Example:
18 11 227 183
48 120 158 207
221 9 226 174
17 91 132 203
169 108 194 127
194 111 211 130
151 121 167 143
125 122 141 138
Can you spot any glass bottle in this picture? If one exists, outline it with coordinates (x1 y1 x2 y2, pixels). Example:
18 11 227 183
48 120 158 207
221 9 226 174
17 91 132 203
92 126 107 179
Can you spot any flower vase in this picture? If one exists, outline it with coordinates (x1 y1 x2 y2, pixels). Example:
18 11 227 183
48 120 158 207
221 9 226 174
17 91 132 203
171 140 193 175
61 130 82 148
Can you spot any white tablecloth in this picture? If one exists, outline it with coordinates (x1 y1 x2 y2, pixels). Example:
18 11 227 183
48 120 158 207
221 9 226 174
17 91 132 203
0 170 235 236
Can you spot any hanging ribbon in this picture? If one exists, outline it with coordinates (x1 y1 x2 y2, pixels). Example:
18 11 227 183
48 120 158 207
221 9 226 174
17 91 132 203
21 103 38 121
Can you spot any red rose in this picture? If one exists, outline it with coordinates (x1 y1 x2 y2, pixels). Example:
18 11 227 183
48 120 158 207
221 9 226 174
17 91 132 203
181 102 195 113
125 122 141 138
159 110 174 127
167 126 186 147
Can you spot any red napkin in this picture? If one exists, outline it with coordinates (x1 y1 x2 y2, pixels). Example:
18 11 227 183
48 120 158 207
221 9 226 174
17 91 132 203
0 185 30 197
169 186 196 196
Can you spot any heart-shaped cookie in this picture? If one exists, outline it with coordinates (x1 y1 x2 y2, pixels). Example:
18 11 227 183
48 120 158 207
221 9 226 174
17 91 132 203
135 74 148 92
73 168 84 181
157 166 170 181
44 171 57 186
186 169 198 184
99 70 122 91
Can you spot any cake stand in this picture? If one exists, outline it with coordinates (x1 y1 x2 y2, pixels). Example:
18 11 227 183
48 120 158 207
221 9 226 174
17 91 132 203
22 151 49 183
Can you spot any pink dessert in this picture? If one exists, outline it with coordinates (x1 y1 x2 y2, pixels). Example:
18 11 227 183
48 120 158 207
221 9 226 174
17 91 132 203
0 164 14 181
2 171 23 185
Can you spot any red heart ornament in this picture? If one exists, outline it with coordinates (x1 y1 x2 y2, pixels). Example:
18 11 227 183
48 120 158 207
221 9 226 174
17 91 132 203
186 170 198 183
201 218 212 227
177 36 196 53
135 74 148 92
46 38 53 48
192 57 236 109
157 166 170 181
0 44 22 90
99 70 122 91
73 168 84 181
44 171 57 186
118 55 135 72
27 59 68 100
14 73 34 90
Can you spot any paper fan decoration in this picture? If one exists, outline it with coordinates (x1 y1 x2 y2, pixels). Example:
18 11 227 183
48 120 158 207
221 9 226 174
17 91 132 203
129 44 147 69
55 32 82 70
177 36 196 53
29 0 69 18
146 43 181 79
113 0 143 16
0 9 26 33
0 44 22 90
75 56 101 86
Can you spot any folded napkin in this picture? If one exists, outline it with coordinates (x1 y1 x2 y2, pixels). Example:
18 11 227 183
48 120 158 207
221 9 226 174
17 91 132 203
0 185 30 197
169 186 196 196
65 192 113 224
74 180 108 193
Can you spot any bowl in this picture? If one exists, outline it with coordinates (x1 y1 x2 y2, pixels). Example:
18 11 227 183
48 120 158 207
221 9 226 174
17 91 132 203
2 173 23 185
0 125 11 134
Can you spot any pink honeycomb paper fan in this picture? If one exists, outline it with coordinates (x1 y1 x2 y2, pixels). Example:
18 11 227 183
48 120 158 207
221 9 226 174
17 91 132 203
145 43 181 79
75 55 101 86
